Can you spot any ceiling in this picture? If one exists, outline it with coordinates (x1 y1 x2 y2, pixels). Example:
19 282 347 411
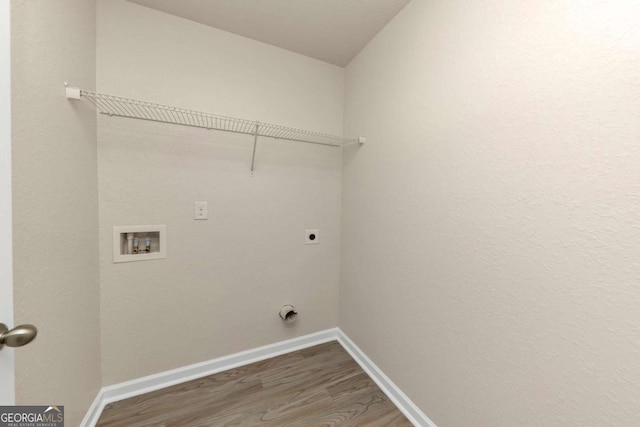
127 0 410 67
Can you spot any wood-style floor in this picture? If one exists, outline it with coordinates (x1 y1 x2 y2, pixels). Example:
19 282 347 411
96 341 412 426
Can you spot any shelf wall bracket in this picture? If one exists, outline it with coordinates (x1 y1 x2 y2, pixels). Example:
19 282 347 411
65 82 81 100
250 122 260 176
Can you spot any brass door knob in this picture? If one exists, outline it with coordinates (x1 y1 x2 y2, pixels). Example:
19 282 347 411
0 323 38 350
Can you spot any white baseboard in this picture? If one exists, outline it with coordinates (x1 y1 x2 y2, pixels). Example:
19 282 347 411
81 328 434 427
336 329 436 427
80 328 338 427
81 390 103 427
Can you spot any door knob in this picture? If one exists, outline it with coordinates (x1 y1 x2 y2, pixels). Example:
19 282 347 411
0 323 38 350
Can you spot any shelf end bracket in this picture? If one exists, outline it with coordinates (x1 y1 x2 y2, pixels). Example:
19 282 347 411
250 122 260 176
65 82 81 100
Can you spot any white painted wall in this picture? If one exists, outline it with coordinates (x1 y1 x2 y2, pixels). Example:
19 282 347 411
97 0 343 385
342 1 640 426
11 0 101 424
0 0 14 406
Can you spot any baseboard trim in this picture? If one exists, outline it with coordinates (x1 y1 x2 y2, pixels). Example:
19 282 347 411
336 329 436 427
81 327 434 427
80 388 104 427
81 328 338 427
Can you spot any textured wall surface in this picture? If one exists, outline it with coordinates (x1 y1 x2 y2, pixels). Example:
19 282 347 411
97 0 343 385
341 1 640 426
11 0 101 425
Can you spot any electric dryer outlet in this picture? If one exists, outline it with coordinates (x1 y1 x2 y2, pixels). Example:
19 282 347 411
305 229 319 245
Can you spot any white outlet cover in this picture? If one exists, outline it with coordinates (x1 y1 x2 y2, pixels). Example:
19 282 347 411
305 229 319 245
194 201 208 220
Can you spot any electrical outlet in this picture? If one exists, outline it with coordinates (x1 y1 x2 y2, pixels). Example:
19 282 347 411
194 201 208 220
305 229 319 245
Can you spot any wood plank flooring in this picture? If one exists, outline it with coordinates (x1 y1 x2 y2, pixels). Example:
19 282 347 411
96 341 412 426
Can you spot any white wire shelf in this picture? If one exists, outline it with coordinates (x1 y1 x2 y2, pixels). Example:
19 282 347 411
66 87 361 148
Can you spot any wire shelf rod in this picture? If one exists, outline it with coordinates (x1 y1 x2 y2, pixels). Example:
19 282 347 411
64 84 366 173
69 88 360 147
